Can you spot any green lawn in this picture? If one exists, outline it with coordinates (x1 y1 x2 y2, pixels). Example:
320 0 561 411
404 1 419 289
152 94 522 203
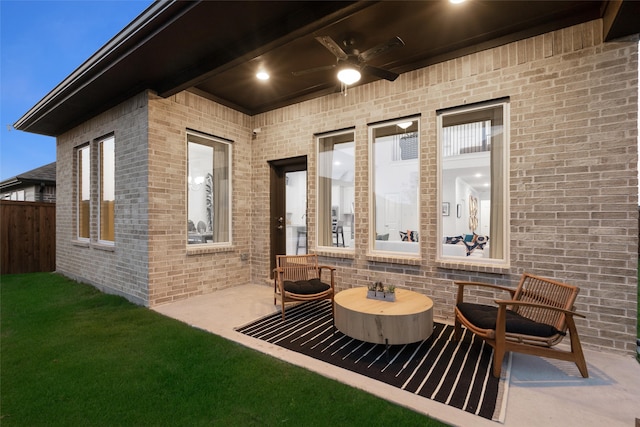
1 273 448 426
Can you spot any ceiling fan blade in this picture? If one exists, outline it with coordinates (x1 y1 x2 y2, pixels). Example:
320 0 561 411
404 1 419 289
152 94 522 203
315 36 349 61
292 64 336 77
361 64 399 82
358 36 405 63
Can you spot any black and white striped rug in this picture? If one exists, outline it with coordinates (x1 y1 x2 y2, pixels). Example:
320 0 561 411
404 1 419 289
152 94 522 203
236 300 510 422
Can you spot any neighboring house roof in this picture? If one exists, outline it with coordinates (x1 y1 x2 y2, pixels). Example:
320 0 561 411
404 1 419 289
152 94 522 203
0 162 56 192
13 0 640 137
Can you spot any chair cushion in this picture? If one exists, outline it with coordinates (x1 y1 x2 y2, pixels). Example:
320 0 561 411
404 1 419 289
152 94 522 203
283 278 330 295
457 302 563 337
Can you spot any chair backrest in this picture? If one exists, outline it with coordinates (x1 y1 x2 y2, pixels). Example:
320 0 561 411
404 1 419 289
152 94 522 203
513 273 580 333
276 254 320 281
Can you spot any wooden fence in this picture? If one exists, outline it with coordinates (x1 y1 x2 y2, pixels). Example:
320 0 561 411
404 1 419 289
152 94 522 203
1 201 56 274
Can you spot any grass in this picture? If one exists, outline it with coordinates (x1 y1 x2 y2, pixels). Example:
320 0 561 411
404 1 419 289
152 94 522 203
1 273 448 426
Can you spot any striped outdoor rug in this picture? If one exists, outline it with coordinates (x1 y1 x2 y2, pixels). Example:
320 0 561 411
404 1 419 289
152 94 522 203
236 300 510 422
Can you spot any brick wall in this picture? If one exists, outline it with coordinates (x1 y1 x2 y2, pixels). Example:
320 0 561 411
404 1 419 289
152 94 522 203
146 91 253 305
57 90 254 307
251 19 638 354
55 19 638 355
56 91 150 305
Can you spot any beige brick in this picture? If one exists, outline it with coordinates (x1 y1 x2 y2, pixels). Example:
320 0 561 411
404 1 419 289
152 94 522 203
56 20 638 356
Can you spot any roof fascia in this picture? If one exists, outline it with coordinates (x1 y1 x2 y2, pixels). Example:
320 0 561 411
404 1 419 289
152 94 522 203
13 0 191 135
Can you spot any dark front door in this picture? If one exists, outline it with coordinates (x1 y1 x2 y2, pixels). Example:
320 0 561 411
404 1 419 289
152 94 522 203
269 156 307 274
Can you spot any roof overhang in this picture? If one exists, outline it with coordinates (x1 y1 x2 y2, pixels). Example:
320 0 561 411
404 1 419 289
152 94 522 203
14 0 640 137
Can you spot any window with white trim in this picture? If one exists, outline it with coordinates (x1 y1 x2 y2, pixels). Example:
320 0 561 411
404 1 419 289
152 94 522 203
370 118 420 254
438 100 509 264
99 136 115 243
77 144 91 240
317 130 355 249
187 131 232 245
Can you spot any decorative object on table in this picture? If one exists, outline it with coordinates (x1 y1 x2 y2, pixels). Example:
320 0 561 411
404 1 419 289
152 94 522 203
367 281 396 302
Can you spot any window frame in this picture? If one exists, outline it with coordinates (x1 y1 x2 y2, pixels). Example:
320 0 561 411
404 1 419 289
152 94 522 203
76 144 91 242
316 129 356 252
98 135 115 245
368 117 421 256
186 130 233 247
436 99 510 267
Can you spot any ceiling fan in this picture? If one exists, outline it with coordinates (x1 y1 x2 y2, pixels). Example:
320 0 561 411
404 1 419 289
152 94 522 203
293 35 405 83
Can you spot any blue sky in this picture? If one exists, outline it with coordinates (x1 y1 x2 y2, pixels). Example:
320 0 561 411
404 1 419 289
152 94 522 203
0 0 153 181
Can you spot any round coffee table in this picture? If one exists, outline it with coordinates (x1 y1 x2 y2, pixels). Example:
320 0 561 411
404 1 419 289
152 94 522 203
334 287 434 345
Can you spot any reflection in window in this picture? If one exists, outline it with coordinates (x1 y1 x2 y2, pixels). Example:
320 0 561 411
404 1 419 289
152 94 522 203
318 131 355 249
439 100 508 262
77 145 90 240
286 170 307 255
99 136 115 243
7 190 25 201
187 132 231 245
370 119 420 254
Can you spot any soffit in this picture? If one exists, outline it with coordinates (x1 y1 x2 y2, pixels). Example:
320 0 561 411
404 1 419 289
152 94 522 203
14 0 639 137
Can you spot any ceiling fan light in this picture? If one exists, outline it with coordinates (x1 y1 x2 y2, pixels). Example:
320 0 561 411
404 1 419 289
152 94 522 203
337 67 361 85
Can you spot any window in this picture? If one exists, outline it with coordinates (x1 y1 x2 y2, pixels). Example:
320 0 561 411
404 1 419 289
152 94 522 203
370 118 420 254
187 132 231 245
99 136 115 243
438 100 509 264
77 145 91 240
317 130 355 249
8 190 25 201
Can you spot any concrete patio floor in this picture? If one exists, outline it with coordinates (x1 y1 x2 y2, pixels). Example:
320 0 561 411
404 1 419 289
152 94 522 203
154 284 640 427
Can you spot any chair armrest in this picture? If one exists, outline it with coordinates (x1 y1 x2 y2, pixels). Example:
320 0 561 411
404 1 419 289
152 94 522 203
318 265 336 288
273 267 286 292
494 300 586 318
454 281 516 304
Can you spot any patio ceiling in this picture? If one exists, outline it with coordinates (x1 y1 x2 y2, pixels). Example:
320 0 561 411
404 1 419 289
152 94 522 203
14 0 640 137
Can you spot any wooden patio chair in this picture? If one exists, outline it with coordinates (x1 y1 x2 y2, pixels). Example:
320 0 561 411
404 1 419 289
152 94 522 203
273 254 336 320
454 273 588 378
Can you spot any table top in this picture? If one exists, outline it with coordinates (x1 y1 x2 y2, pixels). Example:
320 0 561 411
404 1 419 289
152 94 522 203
334 287 433 316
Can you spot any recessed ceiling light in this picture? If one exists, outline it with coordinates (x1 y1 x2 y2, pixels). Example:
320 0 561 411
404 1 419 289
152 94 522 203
256 71 270 81
450 0 466 4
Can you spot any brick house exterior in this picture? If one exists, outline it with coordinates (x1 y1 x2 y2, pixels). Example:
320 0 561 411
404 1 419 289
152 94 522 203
29 17 640 355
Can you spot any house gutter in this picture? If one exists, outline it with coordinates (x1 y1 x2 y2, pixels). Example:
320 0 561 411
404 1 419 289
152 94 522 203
0 176 56 191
